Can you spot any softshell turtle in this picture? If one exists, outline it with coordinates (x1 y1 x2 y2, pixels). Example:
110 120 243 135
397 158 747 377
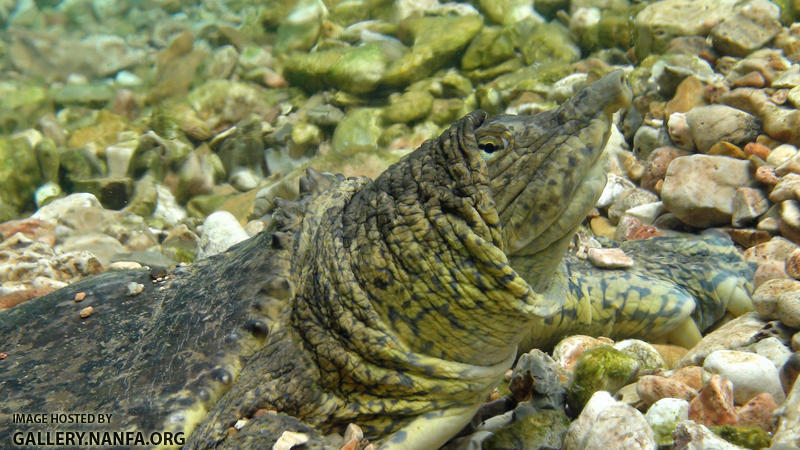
0 71 753 449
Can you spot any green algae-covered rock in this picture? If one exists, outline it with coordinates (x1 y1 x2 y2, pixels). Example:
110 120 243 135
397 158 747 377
478 0 541 26
283 43 389 94
382 14 483 88
567 345 640 411
383 90 434 124
461 26 516 70
510 19 579 66
614 339 668 372
483 409 570 450
487 62 570 97
274 0 327 54
710 425 772 449
187 80 300 127
35 138 60 184
634 0 738 60
429 98 469 126
0 136 42 221
0 82 50 133
576 12 636 54
125 173 159 218
332 107 384 153
534 0 570 18
52 83 115 106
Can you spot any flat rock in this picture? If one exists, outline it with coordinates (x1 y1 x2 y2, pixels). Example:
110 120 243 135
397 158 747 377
685 105 761 153
634 0 738 60
678 313 768 367
710 11 782 57
661 154 757 227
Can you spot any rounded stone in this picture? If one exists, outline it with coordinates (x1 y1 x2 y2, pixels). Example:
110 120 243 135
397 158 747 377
645 397 690 446
613 339 667 371
703 350 784 404
198 211 250 259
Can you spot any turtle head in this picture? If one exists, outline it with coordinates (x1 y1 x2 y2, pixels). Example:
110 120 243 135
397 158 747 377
478 69 632 289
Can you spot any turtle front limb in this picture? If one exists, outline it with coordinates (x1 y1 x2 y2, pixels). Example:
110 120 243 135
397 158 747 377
519 233 755 350
379 404 483 450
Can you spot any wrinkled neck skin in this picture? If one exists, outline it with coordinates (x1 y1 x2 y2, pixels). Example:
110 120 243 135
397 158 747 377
338 111 545 368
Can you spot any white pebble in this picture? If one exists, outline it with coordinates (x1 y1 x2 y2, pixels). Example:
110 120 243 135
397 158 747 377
703 350 785 404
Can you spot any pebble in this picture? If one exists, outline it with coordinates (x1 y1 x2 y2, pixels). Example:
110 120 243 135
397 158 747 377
651 344 688 369
614 215 663 241
777 151 800 176
710 10 782 58
769 173 800 202
636 375 697 407
79 306 94 318
272 431 309 450
596 173 636 209
724 227 771 248
736 392 778 429
731 187 768 227
586 247 634 269
761 103 800 147
672 420 745 450
781 353 800 393
754 165 779 186
685 105 761 153
625 201 666 224
108 261 144 271
613 339 667 372
126 282 144 296
74 292 86 302
767 143 799 167
780 200 800 243
666 112 693 150
772 358 800 448
563 391 656 450
197 211 250 259
640 146 690 194
744 336 793 369
552 335 613 374
589 216 616 240
743 142 771 159
777 287 800 327
688 374 738 426
645 398 690 446
607 188 660 224
706 141 747 159
703 349 784 404
661 154 757 227
670 366 707 391
678 313 768 367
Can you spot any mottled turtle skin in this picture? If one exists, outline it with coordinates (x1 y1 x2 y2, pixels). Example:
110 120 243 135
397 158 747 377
0 71 753 449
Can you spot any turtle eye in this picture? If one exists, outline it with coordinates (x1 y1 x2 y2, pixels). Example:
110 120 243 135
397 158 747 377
477 135 508 155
